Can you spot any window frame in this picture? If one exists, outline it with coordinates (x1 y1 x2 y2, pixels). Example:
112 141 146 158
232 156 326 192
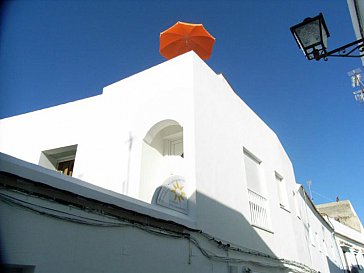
243 147 272 232
56 157 75 176
163 132 183 157
275 171 290 211
39 144 77 176
243 147 266 195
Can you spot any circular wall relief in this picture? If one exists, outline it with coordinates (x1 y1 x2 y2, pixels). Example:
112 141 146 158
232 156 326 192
156 175 188 214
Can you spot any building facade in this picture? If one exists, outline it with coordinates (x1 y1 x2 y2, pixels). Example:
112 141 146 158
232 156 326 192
0 51 361 273
317 201 364 273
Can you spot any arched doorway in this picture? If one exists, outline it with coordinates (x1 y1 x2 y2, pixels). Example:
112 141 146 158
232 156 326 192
139 120 186 205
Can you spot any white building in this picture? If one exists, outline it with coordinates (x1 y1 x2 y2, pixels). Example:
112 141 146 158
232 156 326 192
332 219 364 273
0 51 355 273
347 0 364 103
317 201 364 273
347 0 364 62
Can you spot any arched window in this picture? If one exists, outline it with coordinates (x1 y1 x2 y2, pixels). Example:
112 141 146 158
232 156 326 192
144 119 183 157
139 120 185 205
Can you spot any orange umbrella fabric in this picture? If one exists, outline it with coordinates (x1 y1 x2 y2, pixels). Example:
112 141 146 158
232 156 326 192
160 21 215 60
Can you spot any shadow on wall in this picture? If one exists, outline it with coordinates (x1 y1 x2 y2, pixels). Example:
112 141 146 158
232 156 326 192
327 256 344 273
151 186 345 273
151 184 282 270
0 170 342 273
1 183 283 273
195 191 276 257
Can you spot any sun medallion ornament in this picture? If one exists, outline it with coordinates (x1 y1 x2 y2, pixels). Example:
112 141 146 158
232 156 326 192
171 181 186 203
156 175 188 214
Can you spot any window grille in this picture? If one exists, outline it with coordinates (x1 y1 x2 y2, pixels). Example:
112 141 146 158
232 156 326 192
248 189 270 230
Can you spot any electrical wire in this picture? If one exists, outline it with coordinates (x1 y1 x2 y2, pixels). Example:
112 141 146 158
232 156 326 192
0 192 131 227
0 189 319 273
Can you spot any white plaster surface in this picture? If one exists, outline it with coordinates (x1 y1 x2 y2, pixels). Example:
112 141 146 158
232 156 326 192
0 51 360 273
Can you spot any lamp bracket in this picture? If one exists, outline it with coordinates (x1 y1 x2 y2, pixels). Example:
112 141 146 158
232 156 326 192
317 38 364 61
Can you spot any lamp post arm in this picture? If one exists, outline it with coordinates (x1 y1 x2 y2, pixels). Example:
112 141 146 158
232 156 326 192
317 38 364 60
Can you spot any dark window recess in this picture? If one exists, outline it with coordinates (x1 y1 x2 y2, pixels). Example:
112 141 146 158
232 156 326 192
57 159 75 176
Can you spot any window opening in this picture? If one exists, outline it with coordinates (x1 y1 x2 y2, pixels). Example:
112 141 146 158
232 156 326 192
243 148 264 194
164 135 183 157
39 144 77 176
144 120 183 158
140 120 185 204
275 172 289 209
57 159 75 176
293 190 301 218
243 148 270 230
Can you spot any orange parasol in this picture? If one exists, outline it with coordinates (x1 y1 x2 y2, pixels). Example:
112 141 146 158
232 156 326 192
160 21 215 60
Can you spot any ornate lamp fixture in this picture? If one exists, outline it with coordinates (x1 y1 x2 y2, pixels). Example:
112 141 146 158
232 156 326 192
290 13 364 61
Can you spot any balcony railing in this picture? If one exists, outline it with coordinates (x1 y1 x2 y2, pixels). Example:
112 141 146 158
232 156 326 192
248 189 270 230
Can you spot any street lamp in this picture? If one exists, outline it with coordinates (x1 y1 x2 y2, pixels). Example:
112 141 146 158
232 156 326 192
290 13 364 61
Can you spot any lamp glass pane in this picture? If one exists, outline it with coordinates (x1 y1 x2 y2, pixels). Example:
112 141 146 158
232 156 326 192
295 20 321 48
321 25 328 48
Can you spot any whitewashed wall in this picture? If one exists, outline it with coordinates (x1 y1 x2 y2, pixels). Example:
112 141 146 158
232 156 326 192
0 188 215 273
0 53 197 207
0 52 350 273
331 218 364 272
191 54 302 262
293 187 343 273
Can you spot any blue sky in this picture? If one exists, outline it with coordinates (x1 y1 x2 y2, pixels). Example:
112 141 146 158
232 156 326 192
1 1 363 222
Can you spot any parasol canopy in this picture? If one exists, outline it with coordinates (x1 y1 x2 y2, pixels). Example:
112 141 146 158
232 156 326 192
160 21 215 60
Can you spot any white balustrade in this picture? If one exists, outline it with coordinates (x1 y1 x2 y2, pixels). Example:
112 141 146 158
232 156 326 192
248 189 270 230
